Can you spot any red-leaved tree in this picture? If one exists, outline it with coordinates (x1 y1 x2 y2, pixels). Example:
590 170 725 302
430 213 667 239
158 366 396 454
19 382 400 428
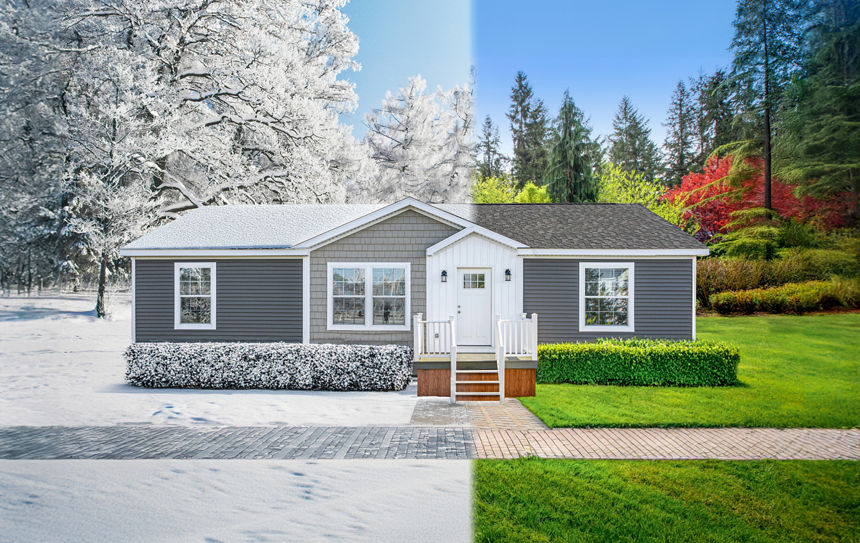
665 155 850 241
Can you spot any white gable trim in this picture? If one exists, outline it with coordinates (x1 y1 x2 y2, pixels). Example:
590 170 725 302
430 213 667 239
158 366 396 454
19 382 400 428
426 227 524 256
295 198 527 250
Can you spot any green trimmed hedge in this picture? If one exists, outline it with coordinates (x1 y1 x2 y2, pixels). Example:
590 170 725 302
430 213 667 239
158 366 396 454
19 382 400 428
537 339 739 387
709 278 860 315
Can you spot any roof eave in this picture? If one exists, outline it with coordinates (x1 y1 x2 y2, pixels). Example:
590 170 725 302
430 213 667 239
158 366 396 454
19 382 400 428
518 248 710 257
120 248 309 257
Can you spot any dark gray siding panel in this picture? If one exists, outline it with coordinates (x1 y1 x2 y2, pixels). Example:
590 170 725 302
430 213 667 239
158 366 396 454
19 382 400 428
135 259 302 342
523 258 693 342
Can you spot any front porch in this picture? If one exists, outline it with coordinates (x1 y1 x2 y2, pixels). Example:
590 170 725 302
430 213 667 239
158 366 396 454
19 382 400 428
412 314 538 402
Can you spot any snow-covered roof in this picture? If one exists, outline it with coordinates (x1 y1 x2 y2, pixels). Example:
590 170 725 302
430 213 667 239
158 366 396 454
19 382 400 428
124 204 385 250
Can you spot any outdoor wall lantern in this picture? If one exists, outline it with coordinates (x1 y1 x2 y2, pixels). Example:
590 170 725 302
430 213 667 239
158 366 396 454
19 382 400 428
505 269 512 281
441 270 448 282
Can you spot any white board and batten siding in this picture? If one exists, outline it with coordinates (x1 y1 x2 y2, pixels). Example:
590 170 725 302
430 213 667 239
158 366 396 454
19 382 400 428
425 232 523 349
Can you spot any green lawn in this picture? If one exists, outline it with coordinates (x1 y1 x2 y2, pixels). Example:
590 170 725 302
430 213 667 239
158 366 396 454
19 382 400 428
474 459 859 543
520 313 860 428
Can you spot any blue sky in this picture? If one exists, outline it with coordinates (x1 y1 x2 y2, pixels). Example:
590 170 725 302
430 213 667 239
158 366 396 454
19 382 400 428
473 0 736 154
342 0 735 154
341 0 472 139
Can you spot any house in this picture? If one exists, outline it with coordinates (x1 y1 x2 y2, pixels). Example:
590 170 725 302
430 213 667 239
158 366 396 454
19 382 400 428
120 198 708 401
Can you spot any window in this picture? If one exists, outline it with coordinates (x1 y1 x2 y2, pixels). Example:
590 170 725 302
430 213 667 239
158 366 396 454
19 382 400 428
332 267 365 324
578 262 634 332
174 262 216 330
327 262 410 330
463 273 485 289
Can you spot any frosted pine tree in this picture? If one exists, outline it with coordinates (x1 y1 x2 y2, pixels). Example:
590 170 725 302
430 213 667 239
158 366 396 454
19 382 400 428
362 75 475 203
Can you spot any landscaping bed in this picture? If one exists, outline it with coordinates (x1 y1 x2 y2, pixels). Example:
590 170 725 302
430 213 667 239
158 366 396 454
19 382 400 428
710 278 859 314
474 458 859 543
520 313 860 428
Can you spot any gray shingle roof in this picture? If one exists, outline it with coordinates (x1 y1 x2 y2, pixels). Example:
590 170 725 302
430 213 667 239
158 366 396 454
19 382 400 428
124 204 384 249
438 203 705 250
123 201 705 251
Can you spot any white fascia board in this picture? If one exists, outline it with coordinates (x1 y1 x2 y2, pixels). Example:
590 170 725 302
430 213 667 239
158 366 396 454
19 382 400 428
426 226 528 256
295 197 525 250
119 248 309 257
518 248 710 257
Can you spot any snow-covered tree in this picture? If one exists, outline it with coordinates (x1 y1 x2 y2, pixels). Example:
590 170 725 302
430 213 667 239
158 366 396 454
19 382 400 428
0 0 373 312
362 75 475 203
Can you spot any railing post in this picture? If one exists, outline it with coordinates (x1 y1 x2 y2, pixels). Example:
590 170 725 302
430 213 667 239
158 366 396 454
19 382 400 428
449 315 457 404
531 313 538 360
496 314 505 403
413 313 422 360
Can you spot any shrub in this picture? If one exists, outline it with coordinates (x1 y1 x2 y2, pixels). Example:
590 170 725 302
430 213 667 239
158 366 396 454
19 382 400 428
537 339 739 387
125 342 412 390
709 278 860 315
697 249 859 306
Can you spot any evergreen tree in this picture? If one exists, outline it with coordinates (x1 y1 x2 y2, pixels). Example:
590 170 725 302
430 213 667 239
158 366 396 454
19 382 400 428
663 81 697 186
730 0 806 211
607 96 661 180
690 70 737 167
477 115 507 179
507 71 548 188
523 99 550 186
544 90 599 203
775 0 860 223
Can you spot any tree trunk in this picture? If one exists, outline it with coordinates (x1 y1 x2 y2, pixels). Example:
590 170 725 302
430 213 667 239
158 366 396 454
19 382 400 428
95 251 108 318
26 248 32 296
762 1 773 212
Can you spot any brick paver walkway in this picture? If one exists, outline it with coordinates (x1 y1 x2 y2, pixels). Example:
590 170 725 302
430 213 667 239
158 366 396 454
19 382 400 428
409 398 547 430
472 428 860 460
1 425 856 460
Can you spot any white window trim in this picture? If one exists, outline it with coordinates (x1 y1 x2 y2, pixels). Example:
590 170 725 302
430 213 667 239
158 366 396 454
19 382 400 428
326 262 411 331
174 262 217 330
578 261 634 333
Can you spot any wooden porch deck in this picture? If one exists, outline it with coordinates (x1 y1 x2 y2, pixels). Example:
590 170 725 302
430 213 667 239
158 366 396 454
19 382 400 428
415 353 535 363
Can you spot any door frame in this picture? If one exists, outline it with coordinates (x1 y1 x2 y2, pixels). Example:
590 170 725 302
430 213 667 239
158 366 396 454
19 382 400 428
456 266 494 351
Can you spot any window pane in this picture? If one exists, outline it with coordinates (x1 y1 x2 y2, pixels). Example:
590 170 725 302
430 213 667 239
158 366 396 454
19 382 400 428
463 273 485 289
584 267 629 297
333 268 365 296
333 297 364 324
373 297 405 325
585 310 599 325
180 267 211 295
373 267 406 296
180 297 211 324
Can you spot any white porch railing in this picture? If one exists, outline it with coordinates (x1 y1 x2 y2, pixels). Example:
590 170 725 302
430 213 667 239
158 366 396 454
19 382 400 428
413 314 458 403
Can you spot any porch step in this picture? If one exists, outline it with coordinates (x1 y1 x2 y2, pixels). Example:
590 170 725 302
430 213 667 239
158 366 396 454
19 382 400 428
455 391 502 397
455 380 499 385
455 369 498 374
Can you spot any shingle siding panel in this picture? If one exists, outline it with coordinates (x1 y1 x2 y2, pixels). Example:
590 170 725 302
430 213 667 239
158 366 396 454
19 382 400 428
135 259 302 342
309 210 460 345
523 258 693 342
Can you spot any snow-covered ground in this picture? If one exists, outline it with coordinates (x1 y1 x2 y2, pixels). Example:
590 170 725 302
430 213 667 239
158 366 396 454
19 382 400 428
0 459 471 542
0 294 419 426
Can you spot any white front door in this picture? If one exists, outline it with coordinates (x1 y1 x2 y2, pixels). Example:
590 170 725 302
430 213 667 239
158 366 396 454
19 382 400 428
457 268 492 347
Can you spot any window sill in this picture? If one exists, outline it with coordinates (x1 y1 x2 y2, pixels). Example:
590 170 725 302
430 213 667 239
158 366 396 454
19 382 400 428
327 324 411 332
174 323 217 330
578 325 635 333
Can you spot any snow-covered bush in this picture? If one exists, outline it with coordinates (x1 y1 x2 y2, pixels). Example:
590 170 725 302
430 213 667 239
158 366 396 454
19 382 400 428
125 343 412 391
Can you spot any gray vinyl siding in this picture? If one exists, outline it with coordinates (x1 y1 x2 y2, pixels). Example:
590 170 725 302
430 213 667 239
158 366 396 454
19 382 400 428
310 210 461 345
135 259 302 342
523 258 694 342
